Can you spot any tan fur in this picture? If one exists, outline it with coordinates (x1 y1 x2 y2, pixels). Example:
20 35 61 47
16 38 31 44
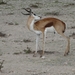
27 15 34 30
34 17 66 33
27 15 70 57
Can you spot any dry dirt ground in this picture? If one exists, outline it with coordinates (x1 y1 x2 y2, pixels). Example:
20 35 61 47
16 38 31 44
0 0 75 75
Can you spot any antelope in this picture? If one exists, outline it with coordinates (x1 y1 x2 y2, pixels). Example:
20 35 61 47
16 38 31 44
22 8 70 58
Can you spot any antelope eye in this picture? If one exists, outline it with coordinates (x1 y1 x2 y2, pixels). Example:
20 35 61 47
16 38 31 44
34 14 36 16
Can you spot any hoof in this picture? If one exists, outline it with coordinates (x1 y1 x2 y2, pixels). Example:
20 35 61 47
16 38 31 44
64 52 69 56
40 56 45 59
64 50 70 56
33 53 38 57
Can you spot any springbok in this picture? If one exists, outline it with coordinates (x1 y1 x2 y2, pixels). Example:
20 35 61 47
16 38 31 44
22 8 70 58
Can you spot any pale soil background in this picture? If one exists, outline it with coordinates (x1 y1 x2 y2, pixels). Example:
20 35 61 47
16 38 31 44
0 0 75 75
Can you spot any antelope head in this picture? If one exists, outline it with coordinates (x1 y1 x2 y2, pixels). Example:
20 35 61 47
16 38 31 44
21 8 41 21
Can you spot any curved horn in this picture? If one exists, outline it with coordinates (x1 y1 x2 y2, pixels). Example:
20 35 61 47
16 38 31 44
22 8 32 13
21 12 30 15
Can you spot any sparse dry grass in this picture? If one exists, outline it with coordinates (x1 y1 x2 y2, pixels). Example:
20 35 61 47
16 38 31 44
44 11 60 16
63 3 75 7
0 0 75 75
0 60 4 72
0 32 6 37
23 46 32 54
23 39 32 43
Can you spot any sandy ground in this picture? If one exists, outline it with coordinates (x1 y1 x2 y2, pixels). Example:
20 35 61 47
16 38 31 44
0 0 75 75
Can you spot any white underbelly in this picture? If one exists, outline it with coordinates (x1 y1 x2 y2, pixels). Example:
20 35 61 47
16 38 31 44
31 26 56 35
45 26 56 33
34 26 56 34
